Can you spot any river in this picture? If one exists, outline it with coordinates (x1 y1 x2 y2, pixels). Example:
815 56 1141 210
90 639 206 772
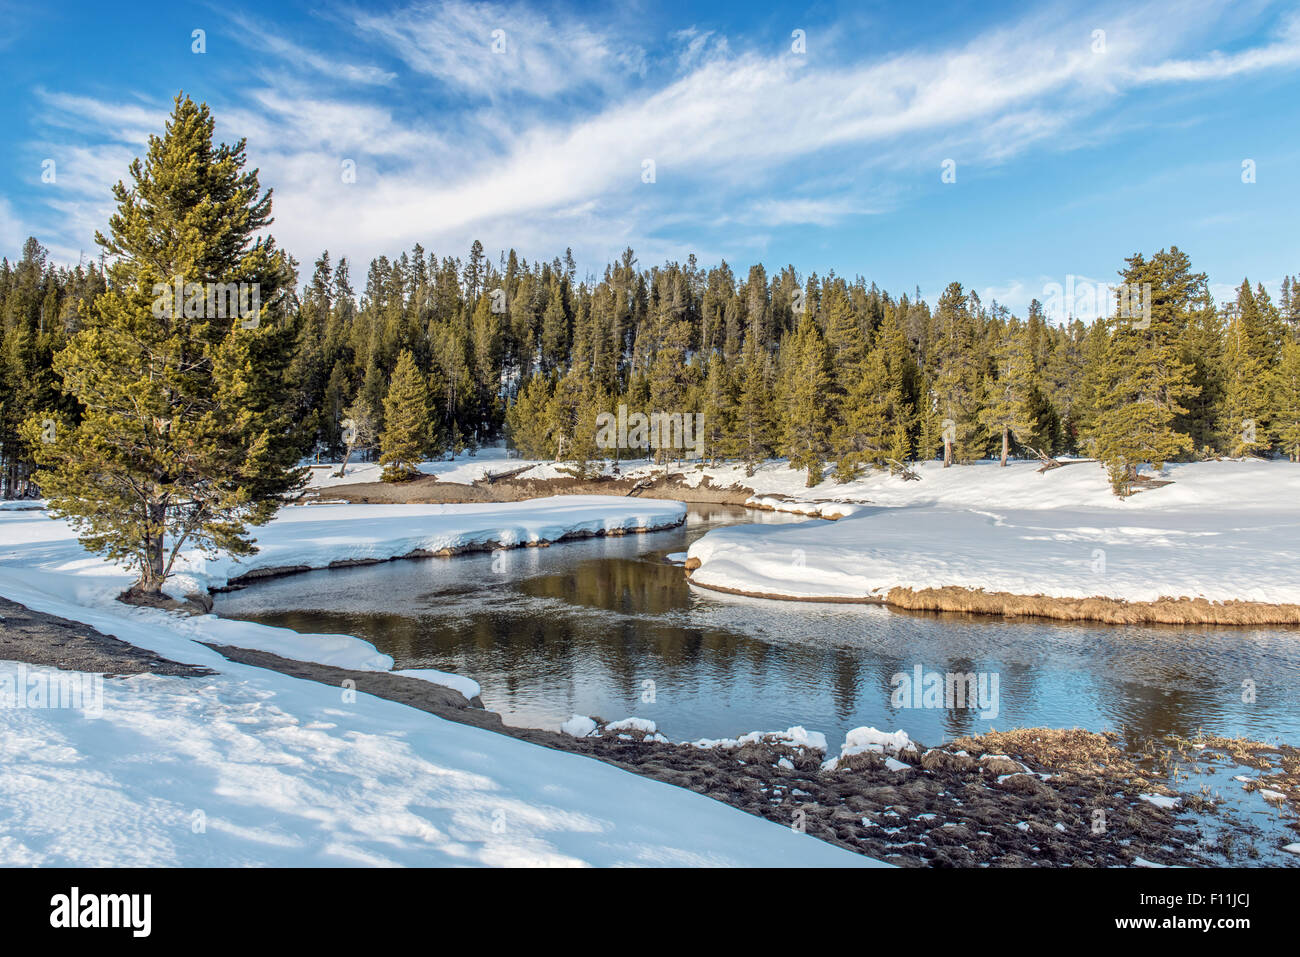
213 504 1300 752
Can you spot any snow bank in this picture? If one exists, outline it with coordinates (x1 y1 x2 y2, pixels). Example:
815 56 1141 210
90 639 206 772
745 495 865 519
0 660 877 867
687 461 1300 605
200 496 686 589
606 717 659 734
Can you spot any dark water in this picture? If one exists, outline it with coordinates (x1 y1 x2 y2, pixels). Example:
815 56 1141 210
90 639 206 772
214 505 1300 750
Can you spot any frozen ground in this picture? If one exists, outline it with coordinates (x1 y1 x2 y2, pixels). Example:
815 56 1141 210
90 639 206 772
0 496 877 866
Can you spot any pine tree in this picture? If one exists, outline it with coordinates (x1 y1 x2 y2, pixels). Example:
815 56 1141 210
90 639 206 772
1273 340 1300 462
928 282 987 465
977 320 1039 466
335 388 379 478
1087 249 1201 495
549 369 604 476
647 280 695 463
781 314 832 486
470 291 503 435
539 282 569 374
1220 280 1275 456
733 331 772 475
23 94 303 602
697 356 732 464
505 374 555 458
1177 287 1224 454
379 350 430 481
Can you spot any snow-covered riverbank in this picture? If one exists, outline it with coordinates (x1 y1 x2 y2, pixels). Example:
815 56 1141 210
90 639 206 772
298 452 1300 617
684 460 1300 614
0 496 882 866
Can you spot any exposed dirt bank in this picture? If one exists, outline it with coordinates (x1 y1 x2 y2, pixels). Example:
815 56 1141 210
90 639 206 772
685 571 1300 627
0 595 213 677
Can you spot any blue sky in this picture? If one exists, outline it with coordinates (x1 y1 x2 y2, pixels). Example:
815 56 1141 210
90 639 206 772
2 0 1298 316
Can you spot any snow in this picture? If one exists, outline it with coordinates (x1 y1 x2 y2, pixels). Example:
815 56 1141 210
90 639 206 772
689 726 829 752
1139 794 1182 809
0 498 876 867
823 727 917 771
303 447 530 489
392 669 482 701
560 715 599 738
0 660 875 867
605 717 658 734
686 460 1300 604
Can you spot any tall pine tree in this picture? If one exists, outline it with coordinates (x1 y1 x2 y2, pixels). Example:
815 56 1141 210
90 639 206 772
23 94 303 602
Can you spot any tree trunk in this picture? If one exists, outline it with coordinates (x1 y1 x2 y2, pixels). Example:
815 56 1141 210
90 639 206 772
943 437 952 468
123 503 169 603
334 442 354 478
1000 428 1009 467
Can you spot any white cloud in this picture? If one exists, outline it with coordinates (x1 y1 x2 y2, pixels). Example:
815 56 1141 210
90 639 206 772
223 13 397 86
1132 10 1300 83
351 0 646 97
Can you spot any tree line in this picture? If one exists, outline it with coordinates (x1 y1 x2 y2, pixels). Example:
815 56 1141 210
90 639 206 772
5 106 1300 504
174 239 1300 493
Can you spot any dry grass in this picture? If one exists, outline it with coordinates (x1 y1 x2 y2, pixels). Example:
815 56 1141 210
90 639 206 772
886 586 1300 627
945 727 1172 793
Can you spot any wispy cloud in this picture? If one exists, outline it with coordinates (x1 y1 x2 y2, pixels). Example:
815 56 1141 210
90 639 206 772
351 0 646 98
223 12 397 86
1132 9 1300 83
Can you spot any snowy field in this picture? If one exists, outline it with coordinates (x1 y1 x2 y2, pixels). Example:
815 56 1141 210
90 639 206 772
684 459 1300 604
303 451 1300 604
0 495 879 866
304 447 524 489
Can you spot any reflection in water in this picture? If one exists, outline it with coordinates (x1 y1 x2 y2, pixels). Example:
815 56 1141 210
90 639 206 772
215 505 1300 749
